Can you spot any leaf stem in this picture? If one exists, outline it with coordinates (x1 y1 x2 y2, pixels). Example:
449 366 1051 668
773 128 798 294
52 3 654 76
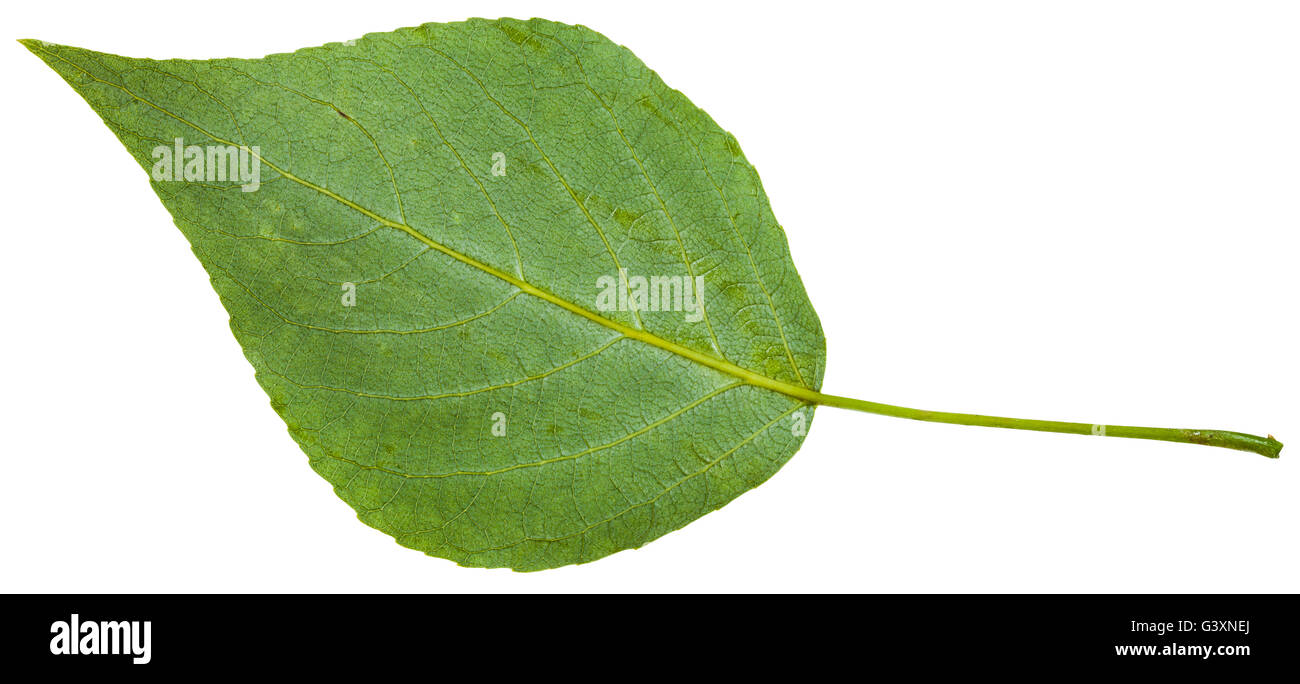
808 391 1282 458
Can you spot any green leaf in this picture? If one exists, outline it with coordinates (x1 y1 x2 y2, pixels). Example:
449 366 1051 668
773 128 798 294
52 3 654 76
24 16 1285 571
22 18 827 570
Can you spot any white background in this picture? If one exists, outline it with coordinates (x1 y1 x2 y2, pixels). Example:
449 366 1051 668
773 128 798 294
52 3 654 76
2 1 1296 593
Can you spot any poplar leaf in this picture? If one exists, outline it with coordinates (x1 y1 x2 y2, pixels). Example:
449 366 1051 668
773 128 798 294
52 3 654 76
23 18 826 570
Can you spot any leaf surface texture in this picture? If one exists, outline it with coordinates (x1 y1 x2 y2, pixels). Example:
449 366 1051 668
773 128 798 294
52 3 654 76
25 18 826 570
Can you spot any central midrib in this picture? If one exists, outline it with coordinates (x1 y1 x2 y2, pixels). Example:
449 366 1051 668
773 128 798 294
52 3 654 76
37 42 824 408
31 43 1291 460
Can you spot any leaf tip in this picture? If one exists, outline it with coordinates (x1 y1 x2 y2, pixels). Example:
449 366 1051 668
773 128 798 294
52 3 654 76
18 38 53 54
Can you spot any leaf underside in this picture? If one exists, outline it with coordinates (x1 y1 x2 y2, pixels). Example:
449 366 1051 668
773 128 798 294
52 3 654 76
25 17 826 570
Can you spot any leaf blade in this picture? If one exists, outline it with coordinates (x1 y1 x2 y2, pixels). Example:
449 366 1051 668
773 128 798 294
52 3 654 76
24 18 827 569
